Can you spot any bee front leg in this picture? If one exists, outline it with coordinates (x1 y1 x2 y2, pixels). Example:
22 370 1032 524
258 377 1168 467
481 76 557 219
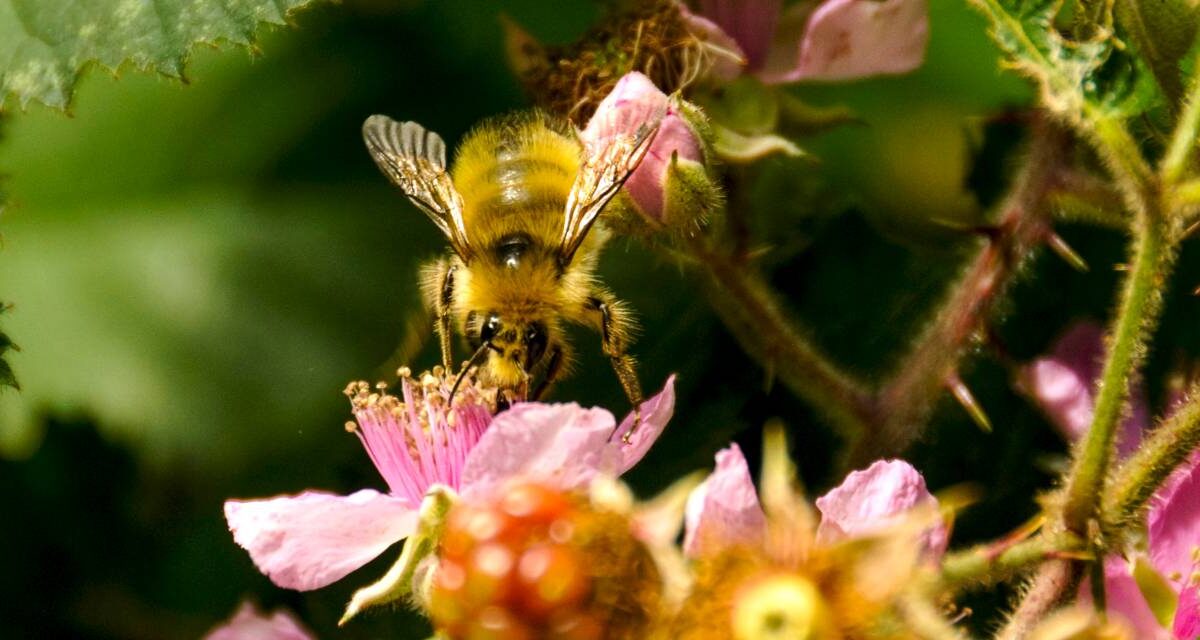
585 293 644 442
531 344 567 401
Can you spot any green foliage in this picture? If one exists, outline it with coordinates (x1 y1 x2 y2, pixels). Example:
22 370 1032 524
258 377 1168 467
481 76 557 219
969 0 1160 123
0 0 324 110
0 302 16 390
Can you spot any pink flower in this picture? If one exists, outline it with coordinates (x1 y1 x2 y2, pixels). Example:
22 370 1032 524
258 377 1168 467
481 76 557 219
581 72 706 226
1022 321 1148 456
814 459 947 556
686 0 929 83
683 443 766 556
203 602 315 640
224 374 675 591
683 445 943 557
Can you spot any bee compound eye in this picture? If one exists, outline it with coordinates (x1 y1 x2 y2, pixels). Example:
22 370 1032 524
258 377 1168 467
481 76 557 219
525 324 548 366
480 313 501 344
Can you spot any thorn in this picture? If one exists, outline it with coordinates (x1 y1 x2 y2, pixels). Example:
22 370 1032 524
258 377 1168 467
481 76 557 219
1193 283 1200 296
1183 219 1200 240
947 373 992 433
1045 231 1088 272
1114 263 1129 272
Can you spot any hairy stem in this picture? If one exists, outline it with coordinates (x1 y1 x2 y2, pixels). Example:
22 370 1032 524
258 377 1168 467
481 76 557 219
1085 111 1156 211
995 559 1083 640
691 238 877 441
938 531 1085 595
1103 384 1200 528
858 118 1066 462
1049 167 1129 230
1173 178 1200 215
1162 50 1200 186
1061 200 1172 532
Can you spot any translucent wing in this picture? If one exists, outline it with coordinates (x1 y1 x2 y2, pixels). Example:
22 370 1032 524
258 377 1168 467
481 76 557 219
362 115 474 261
558 108 665 264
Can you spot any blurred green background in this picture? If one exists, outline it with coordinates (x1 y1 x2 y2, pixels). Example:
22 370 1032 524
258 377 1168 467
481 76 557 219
4 1 1199 637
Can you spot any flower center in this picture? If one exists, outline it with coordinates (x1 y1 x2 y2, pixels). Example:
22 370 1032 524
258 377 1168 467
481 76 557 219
344 367 497 504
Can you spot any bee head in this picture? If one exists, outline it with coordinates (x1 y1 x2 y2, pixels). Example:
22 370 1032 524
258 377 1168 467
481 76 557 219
469 312 550 385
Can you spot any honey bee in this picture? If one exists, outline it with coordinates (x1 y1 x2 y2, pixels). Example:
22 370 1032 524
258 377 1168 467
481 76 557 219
362 109 662 428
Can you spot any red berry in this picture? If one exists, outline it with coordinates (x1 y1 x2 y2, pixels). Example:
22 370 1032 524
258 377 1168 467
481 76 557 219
500 482 573 523
465 605 534 640
443 503 514 560
517 544 591 618
547 610 605 640
430 560 469 629
465 542 517 608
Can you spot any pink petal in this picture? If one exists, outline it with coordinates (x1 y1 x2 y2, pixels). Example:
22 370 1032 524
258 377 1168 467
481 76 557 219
1174 584 1200 639
459 378 676 499
458 403 617 499
677 4 747 81
683 444 766 557
582 74 704 222
815 459 946 557
581 72 668 150
1023 322 1147 456
698 0 782 69
204 602 315 640
610 375 677 473
1080 558 1171 640
759 0 929 83
1149 453 1200 591
622 114 705 222
224 489 418 591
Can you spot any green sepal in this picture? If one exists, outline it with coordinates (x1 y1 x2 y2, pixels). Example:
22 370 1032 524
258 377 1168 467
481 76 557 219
777 92 860 137
339 486 457 626
1132 555 1179 628
712 123 806 163
696 76 779 134
661 152 722 235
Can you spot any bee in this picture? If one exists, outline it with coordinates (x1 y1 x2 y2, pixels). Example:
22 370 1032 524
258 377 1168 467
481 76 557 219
362 108 662 430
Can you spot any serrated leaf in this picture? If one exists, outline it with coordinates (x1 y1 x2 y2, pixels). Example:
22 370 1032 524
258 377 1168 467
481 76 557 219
969 0 1161 122
0 303 16 391
0 0 324 110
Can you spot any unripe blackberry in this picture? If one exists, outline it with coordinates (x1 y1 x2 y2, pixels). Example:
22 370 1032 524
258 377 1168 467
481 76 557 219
428 481 660 639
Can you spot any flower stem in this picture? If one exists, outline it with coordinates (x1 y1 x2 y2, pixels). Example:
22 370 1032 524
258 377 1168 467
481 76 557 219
1103 384 1200 528
1161 50 1200 187
1171 178 1200 216
937 531 1085 594
1060 200 1173 532
690 237 877 441
995 560 1083 640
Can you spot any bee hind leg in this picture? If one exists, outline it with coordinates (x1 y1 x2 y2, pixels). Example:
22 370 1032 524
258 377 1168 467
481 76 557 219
585 294 644 442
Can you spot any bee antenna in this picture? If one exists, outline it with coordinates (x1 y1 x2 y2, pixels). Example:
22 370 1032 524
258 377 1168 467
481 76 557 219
448 342 491 404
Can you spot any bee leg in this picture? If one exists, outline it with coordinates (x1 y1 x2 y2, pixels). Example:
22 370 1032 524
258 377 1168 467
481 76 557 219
434 261 457 370
531 345 566 401
586 294 644 443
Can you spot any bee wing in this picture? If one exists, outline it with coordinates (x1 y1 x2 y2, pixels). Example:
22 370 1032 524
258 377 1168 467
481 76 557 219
558 107 665 264
363 115 474 261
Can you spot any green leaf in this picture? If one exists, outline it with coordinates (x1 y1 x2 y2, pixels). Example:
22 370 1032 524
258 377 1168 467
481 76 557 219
1114 0 1199 105
969 0 1161 122
0 0 324 110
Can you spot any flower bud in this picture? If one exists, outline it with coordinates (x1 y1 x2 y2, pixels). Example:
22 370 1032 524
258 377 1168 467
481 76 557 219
582 72 722 238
